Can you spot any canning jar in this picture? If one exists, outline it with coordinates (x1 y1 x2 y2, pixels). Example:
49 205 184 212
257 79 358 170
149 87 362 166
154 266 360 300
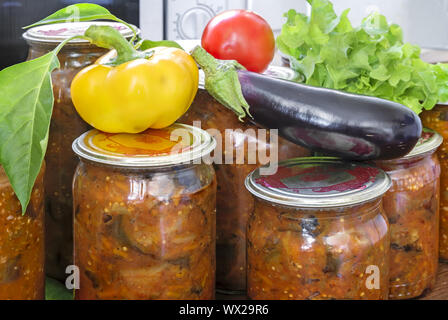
72 124 216 300
421 103 448 261
180 66 310 293
23 22 136 279
0 164 45 300
245 158 391 300
376 128 442 299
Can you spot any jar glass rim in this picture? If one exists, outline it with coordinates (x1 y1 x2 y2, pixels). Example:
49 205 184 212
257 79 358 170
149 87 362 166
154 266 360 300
23 21 139 44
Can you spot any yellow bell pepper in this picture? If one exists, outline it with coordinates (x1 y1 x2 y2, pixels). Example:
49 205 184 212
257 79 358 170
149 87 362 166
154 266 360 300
71 27 198 133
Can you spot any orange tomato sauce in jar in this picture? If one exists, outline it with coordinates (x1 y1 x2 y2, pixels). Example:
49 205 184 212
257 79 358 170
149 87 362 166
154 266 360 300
421 104 448 261
72 124 216 300
23 22 137 280
245 158 391 300
0 164 45 300
179 66 310 293
376 128 442 299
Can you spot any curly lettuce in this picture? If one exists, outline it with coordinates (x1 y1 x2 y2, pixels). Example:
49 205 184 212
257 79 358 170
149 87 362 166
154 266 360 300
277 0 448 114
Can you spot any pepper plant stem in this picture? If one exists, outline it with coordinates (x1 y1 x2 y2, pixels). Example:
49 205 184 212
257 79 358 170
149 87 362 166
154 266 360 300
84 25 151 65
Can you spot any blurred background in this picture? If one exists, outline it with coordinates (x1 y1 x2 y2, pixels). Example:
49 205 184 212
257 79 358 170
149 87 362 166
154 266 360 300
1 0 448 69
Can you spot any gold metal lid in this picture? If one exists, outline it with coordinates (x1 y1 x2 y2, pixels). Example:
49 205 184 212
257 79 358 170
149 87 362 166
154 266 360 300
73 124 216 168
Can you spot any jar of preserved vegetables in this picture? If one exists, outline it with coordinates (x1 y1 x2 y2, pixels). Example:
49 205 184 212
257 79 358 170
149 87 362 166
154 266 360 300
72 124 216 300
421 104 448 261
245 158 391 300
180 66 310 293
0 164 45 300
376 128 442 299
23 22 137 280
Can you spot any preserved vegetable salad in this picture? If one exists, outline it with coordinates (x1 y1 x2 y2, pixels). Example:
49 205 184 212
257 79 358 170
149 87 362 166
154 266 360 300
245 158 391 300
421 105 448 261
23 22 136 279
376 129 442 299
0 164 45 300
180 77 310 293
72 124 216 299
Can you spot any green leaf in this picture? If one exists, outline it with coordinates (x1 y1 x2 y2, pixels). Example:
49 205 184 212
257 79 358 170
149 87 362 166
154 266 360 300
139 39 183 51
23 3 137 41
277 11 309 50
295 49 322 80
326 64 358 88
277 0 448 114
45 277 73 300
0 51 59 213
349 46 373 71
361 13 389 37
370 65 390 81
308 0 339 34
335 9 353 33
25 3 121 28
0 34 80 213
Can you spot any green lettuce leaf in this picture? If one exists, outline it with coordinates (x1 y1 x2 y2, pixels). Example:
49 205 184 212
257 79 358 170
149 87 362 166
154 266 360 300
277 0 448 113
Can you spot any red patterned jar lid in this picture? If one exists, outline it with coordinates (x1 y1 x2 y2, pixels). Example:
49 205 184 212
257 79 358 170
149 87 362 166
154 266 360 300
245 157 391 208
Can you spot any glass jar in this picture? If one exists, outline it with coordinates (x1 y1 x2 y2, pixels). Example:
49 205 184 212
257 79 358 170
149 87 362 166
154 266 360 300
180 66 310 293
376 128 442 299
245 158 391 300
23 22 137 280
72 124 216 300
421 103 448 261
0 164 45 300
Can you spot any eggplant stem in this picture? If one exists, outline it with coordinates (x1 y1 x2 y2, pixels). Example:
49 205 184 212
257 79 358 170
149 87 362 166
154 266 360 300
190 46 252 121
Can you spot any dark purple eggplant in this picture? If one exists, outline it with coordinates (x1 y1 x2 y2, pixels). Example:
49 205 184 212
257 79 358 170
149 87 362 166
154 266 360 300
237 70 422 160
192 46 422 160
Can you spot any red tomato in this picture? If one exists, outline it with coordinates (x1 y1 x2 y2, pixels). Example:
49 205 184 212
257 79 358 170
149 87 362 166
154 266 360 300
201 10 275 73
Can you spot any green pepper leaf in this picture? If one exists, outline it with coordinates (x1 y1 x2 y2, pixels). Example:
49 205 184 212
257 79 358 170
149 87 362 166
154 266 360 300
0 33 82 214
25 3 123 28
45 277 73 300
0 53 59 213
23 3 137 40
139 39 183 51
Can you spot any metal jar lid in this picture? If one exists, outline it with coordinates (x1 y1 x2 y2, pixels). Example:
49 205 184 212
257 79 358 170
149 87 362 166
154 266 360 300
23 21 138 44
72 123 216 168
245 157 391 208
402 128 443 159
198 65 300 89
